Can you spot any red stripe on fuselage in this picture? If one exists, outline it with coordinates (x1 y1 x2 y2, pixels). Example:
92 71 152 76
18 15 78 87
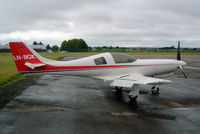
20 63 174 73
22 64 145 72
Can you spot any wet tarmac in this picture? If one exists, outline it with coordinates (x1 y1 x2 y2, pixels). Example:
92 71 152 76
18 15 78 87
0 55 200 134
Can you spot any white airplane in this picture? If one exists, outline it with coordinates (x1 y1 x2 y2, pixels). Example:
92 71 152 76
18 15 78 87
9 42 187 103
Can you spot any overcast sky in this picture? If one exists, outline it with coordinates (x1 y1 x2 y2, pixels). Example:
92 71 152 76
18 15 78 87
0 0 200 47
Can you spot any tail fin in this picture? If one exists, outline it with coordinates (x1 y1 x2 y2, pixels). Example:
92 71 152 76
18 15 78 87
9 42 45 72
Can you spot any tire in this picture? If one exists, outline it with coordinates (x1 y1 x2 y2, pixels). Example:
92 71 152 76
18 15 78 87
128 95 138 103
151 86 160 95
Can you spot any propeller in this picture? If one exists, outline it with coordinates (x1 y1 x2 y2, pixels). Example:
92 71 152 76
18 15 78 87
177 41 181 60
176 41 188 79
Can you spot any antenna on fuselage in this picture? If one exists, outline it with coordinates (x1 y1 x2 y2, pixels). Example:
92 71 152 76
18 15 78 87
177 41 181 60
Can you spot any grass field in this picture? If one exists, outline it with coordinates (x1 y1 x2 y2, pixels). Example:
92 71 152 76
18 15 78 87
0 51 200 88
0 53 66 88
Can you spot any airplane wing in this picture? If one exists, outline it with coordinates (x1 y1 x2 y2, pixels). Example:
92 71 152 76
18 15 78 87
110 74 171 88
25 62 45 69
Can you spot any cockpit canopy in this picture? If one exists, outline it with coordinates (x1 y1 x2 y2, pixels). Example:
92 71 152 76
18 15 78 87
110 52 137 63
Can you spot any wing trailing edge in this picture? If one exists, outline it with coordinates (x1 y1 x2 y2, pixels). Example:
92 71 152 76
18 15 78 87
110 74 171 88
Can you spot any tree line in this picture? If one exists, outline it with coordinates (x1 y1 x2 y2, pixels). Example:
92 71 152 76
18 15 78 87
60 39 89 52
33 39 89 52
32 40 200 52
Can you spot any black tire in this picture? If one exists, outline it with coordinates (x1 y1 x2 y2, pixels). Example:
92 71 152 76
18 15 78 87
115 86 123 90
128 95 138 103
151 86 160 95
115 89 122 96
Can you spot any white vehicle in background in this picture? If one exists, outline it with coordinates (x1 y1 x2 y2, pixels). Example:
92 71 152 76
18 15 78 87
9 42 187 103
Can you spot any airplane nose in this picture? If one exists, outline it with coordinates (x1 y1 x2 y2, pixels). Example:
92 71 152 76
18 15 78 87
179 61 186 66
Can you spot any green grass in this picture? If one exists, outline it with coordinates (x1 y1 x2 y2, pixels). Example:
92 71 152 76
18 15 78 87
0 53 65 88
0 53 20 88
39 52 67 59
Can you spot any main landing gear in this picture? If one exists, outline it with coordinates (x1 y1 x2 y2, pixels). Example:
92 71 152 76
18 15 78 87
129 95 138 103
128 84 140 104
115 86 123 97
151 86 160 95
114 85 160 104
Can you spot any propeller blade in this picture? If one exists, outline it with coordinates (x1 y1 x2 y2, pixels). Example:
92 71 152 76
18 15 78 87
177 41 181 60
178 66 188 79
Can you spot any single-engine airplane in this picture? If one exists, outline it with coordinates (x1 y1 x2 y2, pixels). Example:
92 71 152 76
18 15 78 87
9 42 187 103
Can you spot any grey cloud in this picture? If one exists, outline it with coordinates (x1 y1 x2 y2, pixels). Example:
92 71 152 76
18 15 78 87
0 0 200 47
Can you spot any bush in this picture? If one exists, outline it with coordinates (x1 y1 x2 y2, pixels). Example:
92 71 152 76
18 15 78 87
51 45 59 52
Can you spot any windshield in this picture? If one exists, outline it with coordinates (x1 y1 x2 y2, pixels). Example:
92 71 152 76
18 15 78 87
110 52 137 63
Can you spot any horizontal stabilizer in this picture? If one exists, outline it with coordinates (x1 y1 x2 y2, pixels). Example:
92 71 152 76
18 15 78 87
25 62 45 69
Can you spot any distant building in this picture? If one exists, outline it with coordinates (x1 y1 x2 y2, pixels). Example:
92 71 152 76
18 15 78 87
0 45 46 52
0 45 10 52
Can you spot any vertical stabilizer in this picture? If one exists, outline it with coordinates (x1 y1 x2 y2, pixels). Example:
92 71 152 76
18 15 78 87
9 42 44 72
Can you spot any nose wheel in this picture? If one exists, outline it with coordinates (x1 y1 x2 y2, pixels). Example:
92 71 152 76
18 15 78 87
151 86 160 95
